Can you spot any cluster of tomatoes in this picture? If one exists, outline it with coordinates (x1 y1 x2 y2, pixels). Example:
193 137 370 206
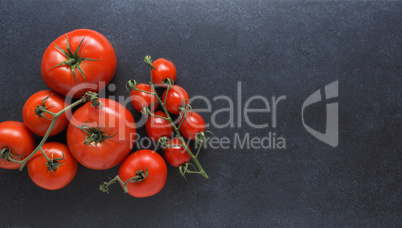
99 56 210 197
0 29 209 198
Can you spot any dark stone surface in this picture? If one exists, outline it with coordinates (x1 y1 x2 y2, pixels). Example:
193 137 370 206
0 0 400 227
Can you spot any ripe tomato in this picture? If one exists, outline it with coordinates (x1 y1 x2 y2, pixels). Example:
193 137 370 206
179 111 206 140
118 149 167 198
22 90 68 136
130 83 158 112
164 138 191 167
0 121 35 169
151 58 176 87
162 85 189 115
67 98 136 170
41 29 117 98
145 111 173 141
27 142 78 190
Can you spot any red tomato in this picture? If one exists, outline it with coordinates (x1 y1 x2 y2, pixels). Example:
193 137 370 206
0 121 35 169
162 85 189 115
164 138 191 167
130 83 159 112
118 149 167 198
27 142 78 190
22 90 68 136
179 111 206 140
67 98 136 170
151 58 176 87
41 29 117 98
145 111 173 141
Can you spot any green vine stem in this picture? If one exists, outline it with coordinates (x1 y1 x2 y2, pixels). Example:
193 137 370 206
141 55 209 179
7 91 101 171
100 167 149 194
0 148 22 161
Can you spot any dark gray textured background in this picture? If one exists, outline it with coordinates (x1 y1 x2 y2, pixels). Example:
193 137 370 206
0 0 401 227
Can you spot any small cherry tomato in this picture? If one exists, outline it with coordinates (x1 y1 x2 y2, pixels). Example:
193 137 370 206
130 83 159 112
179 111 206 140
164 138 191 167
162 85 189 115
22 90 68 136
28 142 78 190
145 111 173 141
151 58 176 87
118 149 167 198
0 121 36 169
67 98 137 170
41 29 117 98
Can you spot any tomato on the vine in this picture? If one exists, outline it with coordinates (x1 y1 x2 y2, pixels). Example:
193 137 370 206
0 121 36 169
118 149 167 198
162 85 189 115
164 138 191 167
22 90 68 136
151 58 176 87
27 142 77 190
67 98 136 170
41 29 117 98
179 111 206 140
146 111 173 141
130 83 158 112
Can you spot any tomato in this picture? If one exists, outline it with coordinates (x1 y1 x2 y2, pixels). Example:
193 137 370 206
67 98 136 170
145 111 173 141
164 138 191 167
130 83 159 112
27 142 77 190
151 58 176 87
41 29 117 98
0 121 35 169
162 85 189 115
22 90 68 136
179 111 206 140
118 149 167 198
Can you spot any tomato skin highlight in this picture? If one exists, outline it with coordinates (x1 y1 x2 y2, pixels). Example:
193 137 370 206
145 111 173 141
67 98 136 170
162 85 189 115
130 83 159 112
119 149 167 198
179 111 206 140
41 29 117 98
0 121 36 169
22 90 68 136
164 138 191 167
27 142 78 190
151 58 177 87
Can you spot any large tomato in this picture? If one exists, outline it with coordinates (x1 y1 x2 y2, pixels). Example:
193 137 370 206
0 121 36 169
27 142 78 190
22 90 68 136
67 98 136 170
41 29 117 98
118 149 167 198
